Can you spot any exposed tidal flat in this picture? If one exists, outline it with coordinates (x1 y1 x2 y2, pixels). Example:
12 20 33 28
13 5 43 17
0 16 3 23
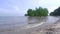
0 16 59 34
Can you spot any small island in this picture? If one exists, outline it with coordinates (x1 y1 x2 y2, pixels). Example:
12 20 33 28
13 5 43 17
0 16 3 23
25 7 48 16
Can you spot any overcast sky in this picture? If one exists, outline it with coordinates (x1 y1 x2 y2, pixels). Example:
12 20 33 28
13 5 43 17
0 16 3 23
0 0 60 16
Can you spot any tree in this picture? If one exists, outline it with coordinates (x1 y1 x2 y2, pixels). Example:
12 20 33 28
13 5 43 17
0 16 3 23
35 7 43 16
25 7 48 16
43 8 48 16
50 12 54 16
50 7 60 16
25 14 28 16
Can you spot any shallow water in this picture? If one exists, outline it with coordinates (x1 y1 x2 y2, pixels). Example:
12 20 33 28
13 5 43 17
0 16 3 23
0 16 59 31
0 16 59 34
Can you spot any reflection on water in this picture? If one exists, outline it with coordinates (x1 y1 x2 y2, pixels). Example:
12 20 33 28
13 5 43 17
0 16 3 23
28 16 47 24
0 16 47 26
0 16 59 30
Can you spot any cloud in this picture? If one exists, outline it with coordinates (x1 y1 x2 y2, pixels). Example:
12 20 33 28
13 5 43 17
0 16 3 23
0 0 60 16
0 0 22 16
13 6 20 11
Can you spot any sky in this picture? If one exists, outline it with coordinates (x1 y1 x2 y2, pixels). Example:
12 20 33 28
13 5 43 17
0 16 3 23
0 0 60 16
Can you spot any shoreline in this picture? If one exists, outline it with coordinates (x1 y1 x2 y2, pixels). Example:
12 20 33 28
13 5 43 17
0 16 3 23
0 17 59 34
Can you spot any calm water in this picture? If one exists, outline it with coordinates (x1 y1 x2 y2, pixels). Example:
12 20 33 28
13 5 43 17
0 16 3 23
0 16 59 30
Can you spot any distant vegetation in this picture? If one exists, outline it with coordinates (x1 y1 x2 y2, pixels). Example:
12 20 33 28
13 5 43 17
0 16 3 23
50 7 60 16
25 7 48 16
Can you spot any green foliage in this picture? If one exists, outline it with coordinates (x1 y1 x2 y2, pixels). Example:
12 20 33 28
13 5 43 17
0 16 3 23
26 7 48 16
50 7 60 16
43 8 48 16
27 9 35 16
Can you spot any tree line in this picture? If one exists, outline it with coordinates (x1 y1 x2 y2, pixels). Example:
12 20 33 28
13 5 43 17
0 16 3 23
50 7 60 16
25 7 60 16
25 7 48 16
